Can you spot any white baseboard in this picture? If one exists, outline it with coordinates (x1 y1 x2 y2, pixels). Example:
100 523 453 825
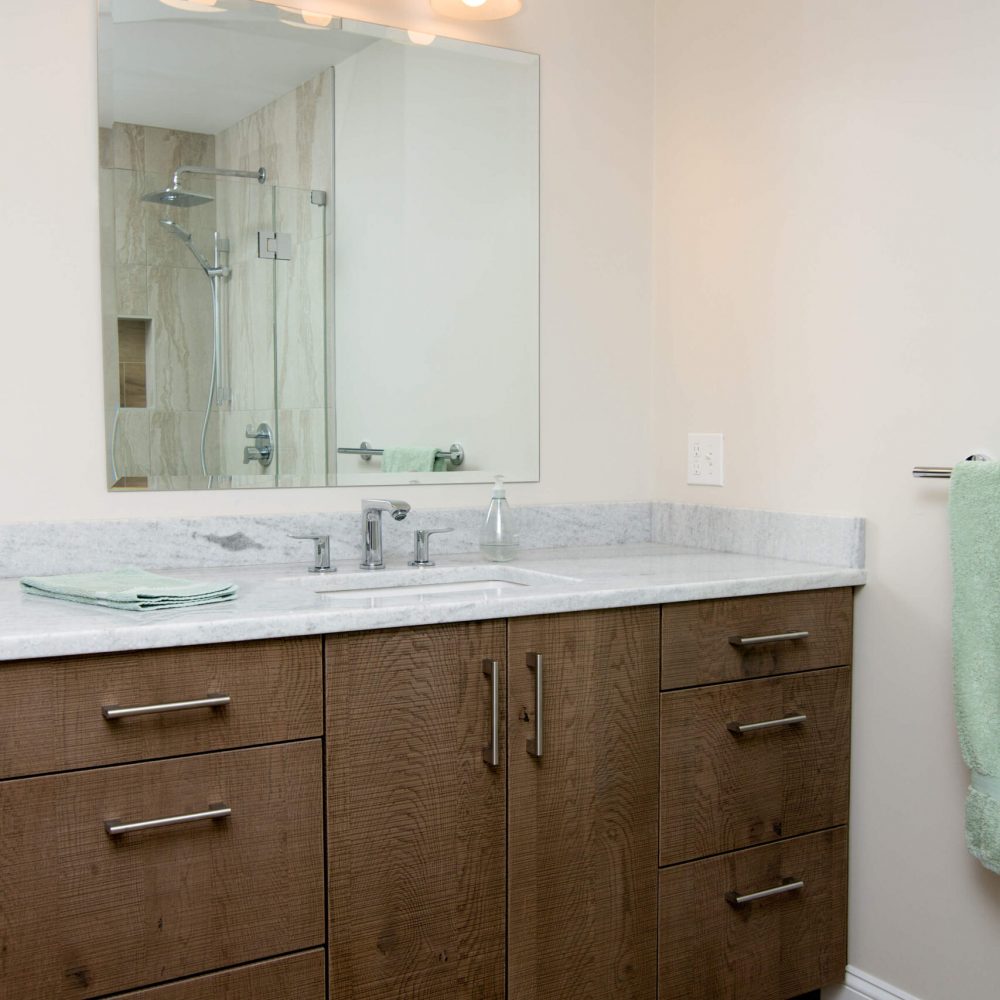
823 965 923 1000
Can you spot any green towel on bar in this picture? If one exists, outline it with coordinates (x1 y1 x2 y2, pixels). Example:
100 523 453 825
20 568 238 612
381 446 446 473
950 461 1000 873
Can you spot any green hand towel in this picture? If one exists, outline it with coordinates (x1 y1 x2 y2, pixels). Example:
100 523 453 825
20 568 237 612
950 461 1000 873
381 446 446 473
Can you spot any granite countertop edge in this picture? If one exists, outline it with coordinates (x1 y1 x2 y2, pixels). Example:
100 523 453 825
0 543 867 662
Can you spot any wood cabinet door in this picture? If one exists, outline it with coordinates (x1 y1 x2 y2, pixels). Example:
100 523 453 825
328 621 507 1000
507 607 660 1000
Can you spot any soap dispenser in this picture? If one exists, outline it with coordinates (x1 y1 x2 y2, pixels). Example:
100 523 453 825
480 475 519 562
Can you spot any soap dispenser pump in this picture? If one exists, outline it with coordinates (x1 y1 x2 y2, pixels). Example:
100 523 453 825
480 475 519 562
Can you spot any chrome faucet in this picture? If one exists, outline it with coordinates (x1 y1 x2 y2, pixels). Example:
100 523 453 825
360 499 411 569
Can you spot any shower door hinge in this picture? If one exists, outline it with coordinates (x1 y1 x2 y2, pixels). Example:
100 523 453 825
257 231 292 261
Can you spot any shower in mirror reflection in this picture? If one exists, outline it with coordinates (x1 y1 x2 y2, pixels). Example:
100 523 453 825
143 166 266 478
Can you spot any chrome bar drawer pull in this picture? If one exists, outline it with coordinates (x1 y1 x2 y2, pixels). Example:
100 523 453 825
728 631 810 647
727 713 807 735
483 659 500 768
102 694 231 720
526 652 543 759
726 878 804 907
105 803 232 837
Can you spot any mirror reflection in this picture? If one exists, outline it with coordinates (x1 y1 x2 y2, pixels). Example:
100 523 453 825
99 0 539 491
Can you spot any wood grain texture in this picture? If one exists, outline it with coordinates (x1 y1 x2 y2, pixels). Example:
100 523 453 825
659 828 848 1000
327 621 506 1000
0 637 323 779
0 741 325 998
660 666 851 864
661 589 853 690
507 607 660 1000
110 950 326 999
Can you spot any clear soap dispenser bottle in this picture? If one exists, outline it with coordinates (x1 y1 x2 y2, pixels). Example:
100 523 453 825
480 475 519 562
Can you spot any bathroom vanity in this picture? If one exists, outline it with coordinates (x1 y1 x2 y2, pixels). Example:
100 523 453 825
0 543 860 1000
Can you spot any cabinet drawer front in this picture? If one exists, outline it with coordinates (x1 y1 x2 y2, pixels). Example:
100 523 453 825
0 637 322 778
0 741 325 999
112 950 326 999
660 666 850 864
662 588 852 690
659 828 848 1000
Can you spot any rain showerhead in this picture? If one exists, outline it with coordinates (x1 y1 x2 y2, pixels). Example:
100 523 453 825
141 164 267 208
142 187 214 207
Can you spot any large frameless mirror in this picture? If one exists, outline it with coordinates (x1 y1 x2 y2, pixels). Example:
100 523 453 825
98 0 539 490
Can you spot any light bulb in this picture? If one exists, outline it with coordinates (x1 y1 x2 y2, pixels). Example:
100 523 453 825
301 10 333 26
407 31 437 45
428 0 522 20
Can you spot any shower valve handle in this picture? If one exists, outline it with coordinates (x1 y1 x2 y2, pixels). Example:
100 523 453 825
243 423 274 467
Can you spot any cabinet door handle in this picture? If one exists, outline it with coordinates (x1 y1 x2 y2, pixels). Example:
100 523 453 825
526 652 543 759
102 694 231 720
104 803 232 837
483 659 500 768
725 878 804 906
728 631 809 647
727 713 807 735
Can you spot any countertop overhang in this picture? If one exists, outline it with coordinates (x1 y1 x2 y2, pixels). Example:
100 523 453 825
0 543 866 662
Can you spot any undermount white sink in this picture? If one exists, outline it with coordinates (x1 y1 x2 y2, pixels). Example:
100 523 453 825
318 578 528 605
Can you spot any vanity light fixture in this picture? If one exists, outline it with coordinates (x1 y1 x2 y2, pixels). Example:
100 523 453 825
429 0 523 21
407 31 437 45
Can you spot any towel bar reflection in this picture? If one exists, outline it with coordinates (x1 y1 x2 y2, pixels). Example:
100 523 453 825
913 454 990 479
337 441 465 467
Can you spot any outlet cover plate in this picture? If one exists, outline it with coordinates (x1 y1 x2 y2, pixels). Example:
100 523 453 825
687 433 724 486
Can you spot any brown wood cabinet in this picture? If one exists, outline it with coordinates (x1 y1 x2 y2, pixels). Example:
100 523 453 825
0 586 852 1000
0 637 326 1000
658 589 852 1000
327 607 661 1000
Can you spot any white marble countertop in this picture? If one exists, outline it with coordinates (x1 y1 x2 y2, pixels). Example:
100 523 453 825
0 543 866 662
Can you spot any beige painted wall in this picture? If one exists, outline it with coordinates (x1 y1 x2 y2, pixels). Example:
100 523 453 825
0 0 653 522
654 1 1000 997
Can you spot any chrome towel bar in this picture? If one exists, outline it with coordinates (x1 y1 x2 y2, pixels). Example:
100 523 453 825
337 441 465 467
913 454 990 479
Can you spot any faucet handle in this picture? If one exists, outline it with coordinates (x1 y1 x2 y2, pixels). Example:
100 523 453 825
409 527 454 567
290 534 334 574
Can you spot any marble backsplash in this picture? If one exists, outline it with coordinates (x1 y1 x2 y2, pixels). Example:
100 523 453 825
0 502 864 579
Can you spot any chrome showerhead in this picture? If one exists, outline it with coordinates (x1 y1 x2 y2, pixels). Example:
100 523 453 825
142 186 214 207
159 219 215 275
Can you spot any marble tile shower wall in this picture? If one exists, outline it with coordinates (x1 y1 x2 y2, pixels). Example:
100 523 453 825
101 123 219 482
216 68 333 487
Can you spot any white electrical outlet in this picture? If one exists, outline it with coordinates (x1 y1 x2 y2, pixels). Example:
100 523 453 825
687 433 724 486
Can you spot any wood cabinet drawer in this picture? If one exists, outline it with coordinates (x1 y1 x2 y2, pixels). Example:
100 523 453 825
0 741 325 999
660 666 850 864
659 828 848 1000
661 588 852 690
111 950 326 999
0 637 322 778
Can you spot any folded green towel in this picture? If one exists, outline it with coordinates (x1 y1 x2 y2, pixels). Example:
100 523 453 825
949 461 1000 873
20 568 237 612
381 446 446 473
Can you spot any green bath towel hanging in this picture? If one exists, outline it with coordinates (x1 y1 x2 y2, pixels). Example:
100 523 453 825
949 460 1000 874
